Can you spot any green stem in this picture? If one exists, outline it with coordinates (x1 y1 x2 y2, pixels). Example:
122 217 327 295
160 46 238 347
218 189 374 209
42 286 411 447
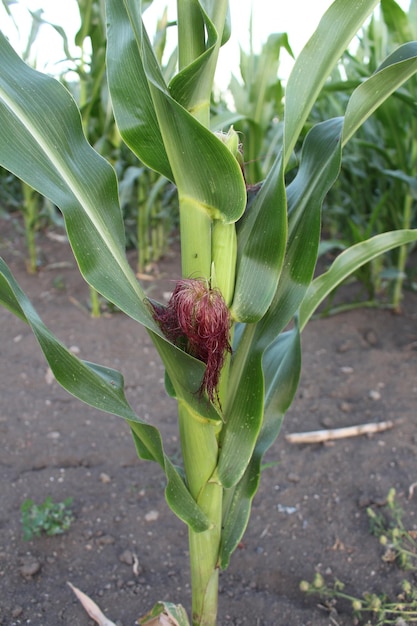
89 285 101 318
174 5 234 624
392 192 413 312
177 0 228 127
179 403 222 626
137 175 148 273
76 4 103 317
179 196 212 280
188 489 222 626
211 221 237 306
177 0 205 71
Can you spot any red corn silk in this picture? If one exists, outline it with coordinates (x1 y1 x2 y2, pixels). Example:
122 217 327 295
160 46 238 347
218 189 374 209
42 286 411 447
150 279 232 405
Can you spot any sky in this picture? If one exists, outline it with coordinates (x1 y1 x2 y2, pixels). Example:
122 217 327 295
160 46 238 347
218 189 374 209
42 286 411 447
1 0 412 87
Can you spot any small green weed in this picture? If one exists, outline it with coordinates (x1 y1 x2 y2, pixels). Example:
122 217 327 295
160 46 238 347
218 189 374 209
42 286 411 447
21 496 74 541
300 489 417 624
367 487 417 572
300 574 417 625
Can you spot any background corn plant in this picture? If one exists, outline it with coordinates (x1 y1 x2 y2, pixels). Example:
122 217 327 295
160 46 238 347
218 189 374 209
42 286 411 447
0 2 65 273
311 0 417 311
224 28 291 184
71 0 179 275
1 1 417 625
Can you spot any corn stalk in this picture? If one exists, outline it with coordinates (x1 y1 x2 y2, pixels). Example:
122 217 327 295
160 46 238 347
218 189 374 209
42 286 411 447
1 1 417 625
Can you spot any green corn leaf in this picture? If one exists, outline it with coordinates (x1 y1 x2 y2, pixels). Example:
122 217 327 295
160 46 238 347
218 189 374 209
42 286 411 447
263 323 302 420
170 0 225 113
219 325 301 568
0 32 220 421
231 152 287 323
0 270 26 322
0 28 219 511
383 169 417 198
298 229 417 330
217 117 342 489
138 601 190 626
252 36 417 339
106 0 246 224
217 323 264 489
381 0 416 43
105 0 173 180
151 331 223 424
284 0 379 166
343 42 417 145
257 117 343 347
0 32 153 331
0 257 210 533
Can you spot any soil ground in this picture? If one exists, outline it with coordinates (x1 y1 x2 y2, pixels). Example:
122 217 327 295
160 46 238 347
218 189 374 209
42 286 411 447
0 216 416 626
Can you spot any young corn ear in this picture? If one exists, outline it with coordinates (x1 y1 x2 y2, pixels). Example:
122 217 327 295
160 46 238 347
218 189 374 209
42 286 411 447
210 127 242 306
211 221 237 307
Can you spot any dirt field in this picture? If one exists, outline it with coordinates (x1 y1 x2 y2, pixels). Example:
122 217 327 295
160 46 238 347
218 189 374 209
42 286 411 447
1 217 416 625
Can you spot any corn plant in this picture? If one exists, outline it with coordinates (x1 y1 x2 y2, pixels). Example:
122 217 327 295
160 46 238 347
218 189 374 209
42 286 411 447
226 28 291 184
2 0 177 285
0 3 57 272
312 0 417 311
72 0 179 277
1 1 417 625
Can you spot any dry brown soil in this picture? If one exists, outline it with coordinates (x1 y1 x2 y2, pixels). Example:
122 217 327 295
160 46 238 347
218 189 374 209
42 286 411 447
1 217 416 626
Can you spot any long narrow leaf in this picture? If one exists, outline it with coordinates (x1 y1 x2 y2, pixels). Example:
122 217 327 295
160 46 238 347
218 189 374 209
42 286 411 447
0 33 152 330
105 0 173 179
219 325 301 568
343 42 417 145
298 229 417 330
0 257 210 532
169 0 225 112
0 33 220 421
106 0 246 224
257 117 343 347
217 118 343 489
231 152 287 323
381 0 416 43
284 0 379 165
217 323 264 489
